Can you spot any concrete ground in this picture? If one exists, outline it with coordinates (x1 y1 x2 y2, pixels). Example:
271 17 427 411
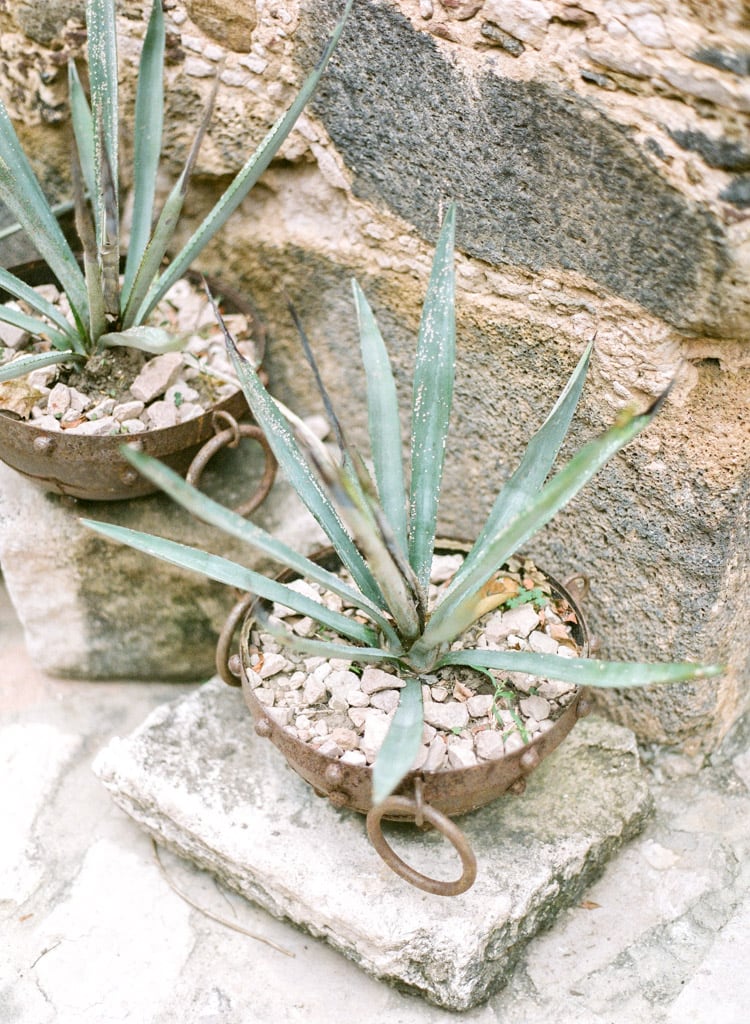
1 578 748 1024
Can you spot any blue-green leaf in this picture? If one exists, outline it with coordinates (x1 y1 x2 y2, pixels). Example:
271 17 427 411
67 61 97 233
418 390 672 652
408 204 456 590
0 304 72 352
224 334 385 608
436 647 725 688
121 177 186 329
0 349 82 382
121 74 220 328
309 447 422 642
0 266 78 341
251 606 397 665
372 675 423 805
119 445 403 650
123 0 164 299
98 326 183 353
136 0 354 322
354 279 409 553
0 104 89 330
87 0 119 225
449 340 593 595
79 520 379 647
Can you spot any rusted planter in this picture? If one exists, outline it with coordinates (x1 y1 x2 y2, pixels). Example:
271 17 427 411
0 261 273 501
218 545 592 897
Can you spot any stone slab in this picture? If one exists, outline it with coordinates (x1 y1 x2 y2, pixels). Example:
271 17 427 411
93 679 653 1010
0 454 326 681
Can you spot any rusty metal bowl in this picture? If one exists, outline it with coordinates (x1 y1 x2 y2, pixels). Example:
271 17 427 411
0 261 265 501
218 544 592 896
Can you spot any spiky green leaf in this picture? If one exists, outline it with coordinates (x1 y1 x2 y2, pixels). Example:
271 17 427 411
79 520 380 647
449 340 594 595
0 303 72 351
87 0 119 228
371 675 423 805
120 177 186 329
121 73 219 328
408 204 456 590
310 448 422 642
0 200 75 243
222 330 385 608
354 279 409 553
98 326 183 353
120 445 403 650
0 266 79 342
136 0 354 322
436 647 725 688
0 349 82 382
252 605 399 664
123 0 165 298
418 390 672 653
0 105 89 329
71 141 108 344
67 61 97 231
97 132 120 316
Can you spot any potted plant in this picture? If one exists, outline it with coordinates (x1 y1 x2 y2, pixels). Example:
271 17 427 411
84 204 723 893
0 0 351 499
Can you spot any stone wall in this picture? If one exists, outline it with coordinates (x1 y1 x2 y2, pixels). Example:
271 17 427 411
0 0 748 749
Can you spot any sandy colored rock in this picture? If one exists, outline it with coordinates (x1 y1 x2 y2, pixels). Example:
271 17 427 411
423 699 470 732
185 0 256 50
129 353 183 404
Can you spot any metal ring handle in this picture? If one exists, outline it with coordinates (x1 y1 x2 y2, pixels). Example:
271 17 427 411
366 795 478 896
216 593 256 687
186 415 277 518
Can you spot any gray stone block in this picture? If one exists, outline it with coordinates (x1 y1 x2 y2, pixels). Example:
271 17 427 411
0 453 325 681
304 0 728 332
94 679 652 1010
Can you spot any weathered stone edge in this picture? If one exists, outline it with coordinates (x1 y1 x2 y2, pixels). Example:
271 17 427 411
94 713 654 1009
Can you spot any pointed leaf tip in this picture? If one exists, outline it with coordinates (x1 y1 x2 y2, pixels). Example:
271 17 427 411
644 378 676 419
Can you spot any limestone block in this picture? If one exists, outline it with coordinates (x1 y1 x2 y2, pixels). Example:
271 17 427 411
93 680 652 1010
0 454 324 681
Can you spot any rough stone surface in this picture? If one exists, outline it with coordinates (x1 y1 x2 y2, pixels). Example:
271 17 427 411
306 0 740 333
0 458 326 681
0 0 747 748
3 478 750 1024
93 678 653 1010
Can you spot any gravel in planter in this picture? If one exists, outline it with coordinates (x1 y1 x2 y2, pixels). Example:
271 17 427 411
0 276 257 433
244 554 582 771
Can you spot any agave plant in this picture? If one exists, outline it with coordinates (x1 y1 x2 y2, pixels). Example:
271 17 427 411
0 0 351 382
83 204 723 803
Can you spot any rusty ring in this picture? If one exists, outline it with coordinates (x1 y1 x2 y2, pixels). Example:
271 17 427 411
211 410 243 446
186 417 277 518
216 593 257 687
413 776 425 829
564 572 590 603
366 795 478 896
